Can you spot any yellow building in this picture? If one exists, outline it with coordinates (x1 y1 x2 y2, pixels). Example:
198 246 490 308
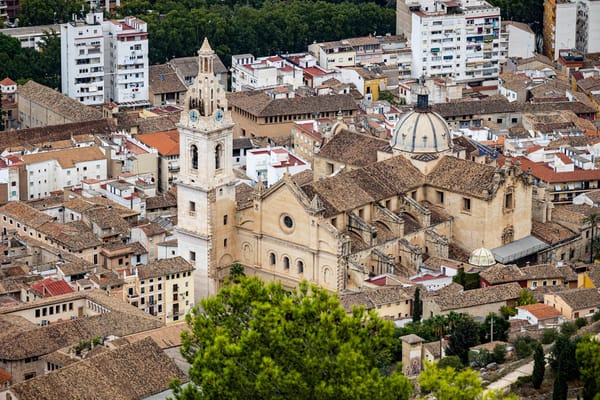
544 288 600 319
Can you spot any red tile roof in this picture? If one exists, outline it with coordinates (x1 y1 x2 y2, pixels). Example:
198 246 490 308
525 144 543 154
517 303 562 319
515 156 600 183
556 153 573 164
0 77 15 86
30 278 75 297
136 130 179 156
0 367 11 384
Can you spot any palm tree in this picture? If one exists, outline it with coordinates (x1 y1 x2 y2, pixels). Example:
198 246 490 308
582 213 600 262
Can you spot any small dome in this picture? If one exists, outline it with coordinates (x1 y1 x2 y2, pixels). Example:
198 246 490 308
390 110 452 154
469 247 496 267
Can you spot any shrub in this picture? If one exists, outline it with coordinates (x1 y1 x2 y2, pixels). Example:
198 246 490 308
541 328 558 345
469 349 492 368
514 336 538 359
493 344 507 364
575 317 588 329
437 355 463 370
560 322 578 337
592 312 600 322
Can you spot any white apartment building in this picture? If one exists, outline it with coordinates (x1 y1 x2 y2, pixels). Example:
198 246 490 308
103 16 149 105
499 21 536 61
61 10 105 105
61 9 148 106
576 0 600 54
246 147 310 188
543 0 577 60
400 0 501 86
230 54 303 92
20 147 108 200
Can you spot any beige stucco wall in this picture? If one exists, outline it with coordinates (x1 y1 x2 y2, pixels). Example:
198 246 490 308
230 183 341 292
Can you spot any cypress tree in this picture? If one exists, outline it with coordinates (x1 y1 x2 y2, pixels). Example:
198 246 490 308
413 287 422 323
532 342 545 389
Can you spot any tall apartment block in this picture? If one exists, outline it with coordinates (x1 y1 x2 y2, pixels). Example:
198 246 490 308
61 10 105 105
397 0 501 86
61 9 148 107
103 16 149 105
543 0 576 59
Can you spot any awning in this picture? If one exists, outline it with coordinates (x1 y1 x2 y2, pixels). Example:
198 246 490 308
491 235 549 264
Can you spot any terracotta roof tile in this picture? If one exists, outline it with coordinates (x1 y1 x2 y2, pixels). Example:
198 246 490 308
427 156 498 199
532 220 578 245
316 130 388 167
551 288 600 311
432 282 522 311
516 303 562 319
137 256 193 280
29 278 75 297
9 337 187 400
19 80 103 122
136 130 179 156
21 146 106 169
148 64 187 95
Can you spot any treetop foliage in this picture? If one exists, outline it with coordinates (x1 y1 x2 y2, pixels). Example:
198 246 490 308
176 277 412 400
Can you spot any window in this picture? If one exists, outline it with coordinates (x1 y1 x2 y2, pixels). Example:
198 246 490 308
190 145 198 170
269 252 276 265
223 215 228 225
224 238 228 247
327 162 334 174
297 260 304 274
283 216 293 228
463 197 471 211
189 201 196 216
190 251 196 262
283 256 290 269
436 191 444 204
505 192 513 209
215 144 223 169
358 208 364 218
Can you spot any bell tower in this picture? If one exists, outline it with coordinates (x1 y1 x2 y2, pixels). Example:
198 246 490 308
176 38 236 302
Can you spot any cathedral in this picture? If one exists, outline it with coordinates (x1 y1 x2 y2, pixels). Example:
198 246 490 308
177 41 535 301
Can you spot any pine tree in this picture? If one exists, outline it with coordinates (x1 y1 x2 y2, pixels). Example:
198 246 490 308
532 342 545 389
413 287 422 323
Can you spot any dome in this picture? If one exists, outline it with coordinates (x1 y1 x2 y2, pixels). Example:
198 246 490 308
390 110 452 154
469 247 496 267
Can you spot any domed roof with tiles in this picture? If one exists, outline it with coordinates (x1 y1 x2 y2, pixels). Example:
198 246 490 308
469 247 496 267
390 80 452 154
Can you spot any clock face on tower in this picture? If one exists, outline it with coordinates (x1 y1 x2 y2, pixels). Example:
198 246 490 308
215 109 224 122
189 109 199 123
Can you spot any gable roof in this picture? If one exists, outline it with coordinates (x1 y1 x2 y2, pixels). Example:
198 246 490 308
148 64 187 95
426 156 498 199
316 129 388 167
21 146 106 168
338 286 412 312
302 155 424 217
29 278 75 297
517 303 562 319
8 337 187 400
552 288 600 311
480 263 525 285
136 130 180 156
19 80 103 122
431 282 522 311
137 256 193 280
227 91 358 117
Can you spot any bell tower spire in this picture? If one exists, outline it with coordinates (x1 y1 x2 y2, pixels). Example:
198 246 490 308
176 38 236 301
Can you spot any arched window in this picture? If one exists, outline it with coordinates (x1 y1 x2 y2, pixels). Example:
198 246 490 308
323 268 330 283
283 256 290 270
269 252 276 266
297 260 304 274
190 145 198 170
215 144 222 170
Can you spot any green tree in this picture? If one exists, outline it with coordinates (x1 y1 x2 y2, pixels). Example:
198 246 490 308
582 213 600 262
413 287 422 323
418 362 517 400
516 288 536 307
532 342 545 389
18 0 89 26
228 263 245 283
552 346 569 400
480 313 509 343
576 335 600 400
175 277 412 400
447 315 480 365
550 335 579 380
